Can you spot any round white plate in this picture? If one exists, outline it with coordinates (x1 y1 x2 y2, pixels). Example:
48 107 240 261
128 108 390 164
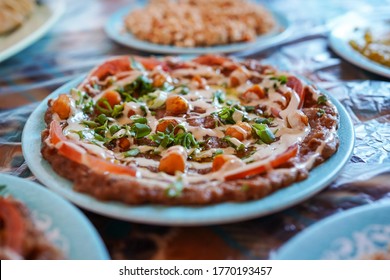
0 0 65 64
105 2 291 54
0 173 109 260
328 9 390 78
22 76 354 226
273 202 390 260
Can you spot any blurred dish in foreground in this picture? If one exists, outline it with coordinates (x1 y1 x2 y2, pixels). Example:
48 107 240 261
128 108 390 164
329 9 390 78
274 202 390 260
0 194 64 260
0 0 64 63
0 174 109 260
105 2 291 54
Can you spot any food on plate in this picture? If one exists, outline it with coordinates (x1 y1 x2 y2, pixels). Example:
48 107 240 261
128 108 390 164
41 54 339 205
124 0 276 47
0 0 36 34
349 28 390 67
0 194 64 259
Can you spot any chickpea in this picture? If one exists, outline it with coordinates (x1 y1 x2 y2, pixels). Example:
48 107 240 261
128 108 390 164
212 154 243 172
156 119 179 133
52 94 71 119
165 95 189 116
97 90 121 110
159 146 187 175
118 137 131 150
153 73 167 88
225 122 251 141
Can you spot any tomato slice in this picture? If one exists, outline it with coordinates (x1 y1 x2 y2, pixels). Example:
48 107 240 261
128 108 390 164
224 144 298 181
85 154 137 177
49 120 67 145
49 121 136 177
0 198 26 255
286 76 304 108
192 54 231 66
90 56 132 80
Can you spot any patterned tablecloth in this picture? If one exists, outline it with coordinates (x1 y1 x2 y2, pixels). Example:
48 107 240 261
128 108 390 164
0 0 389 259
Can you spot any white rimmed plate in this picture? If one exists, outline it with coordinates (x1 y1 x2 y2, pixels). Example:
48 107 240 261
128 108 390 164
0 0 65 63
105 2 291 54
0 173 109 259
328 9 390 78
22 74 354 226
273 201 390 260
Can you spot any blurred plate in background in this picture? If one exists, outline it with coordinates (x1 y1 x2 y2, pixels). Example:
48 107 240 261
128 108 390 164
0 0 65 63
105 2 292 54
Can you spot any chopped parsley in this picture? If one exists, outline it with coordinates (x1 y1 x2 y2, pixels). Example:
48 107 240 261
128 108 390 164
111 104 124 118
254 117 273 125
317 95 328 105
223 136 245 151
212 90 225 104
149 127 198 149
270 75 288 85
150 132 174 148
174 132 199 149
81 99 94 114
176 85 189 95
129 57 145 71
109 124 121 135
214 106 243 124
117 75 154 101
130 115 148 124
317 108 325 117
165 177 184 198
252 123 276 144
130 123 151 139
124 148 140 157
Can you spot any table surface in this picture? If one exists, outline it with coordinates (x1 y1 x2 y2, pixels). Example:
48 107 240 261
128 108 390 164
0 0 389 260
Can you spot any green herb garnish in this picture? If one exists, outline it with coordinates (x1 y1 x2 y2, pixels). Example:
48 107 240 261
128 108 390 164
124 148 140 157
214 106 237 124
131 123 151 139
111 104 124 118
130 115 148 124
174 132 199 149
270 75 288 85
254 117 273 125
212 90 225 104
130 57 145 71
118 75 154 101
165 177 184 198
317 108 325 117
109 124 121 135
317 95 328 105
252 123 276 144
